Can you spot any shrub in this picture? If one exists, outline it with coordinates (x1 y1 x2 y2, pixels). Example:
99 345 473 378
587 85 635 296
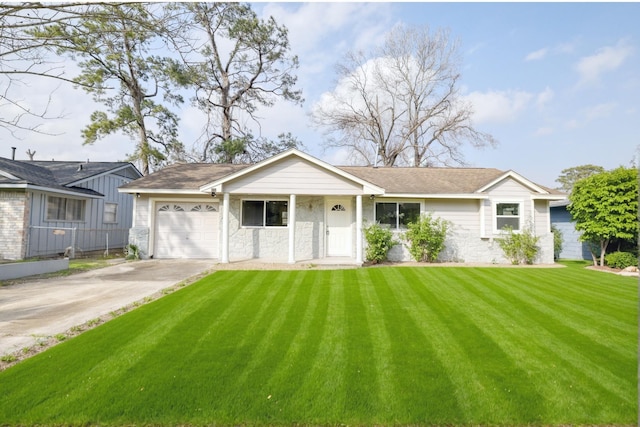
124 244 140 260
551 224 563 260
497 226 540 265
403 213 450 263
604 251 637 269
364 223 397 264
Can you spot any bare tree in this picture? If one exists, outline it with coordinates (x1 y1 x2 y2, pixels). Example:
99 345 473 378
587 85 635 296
312 25 496 167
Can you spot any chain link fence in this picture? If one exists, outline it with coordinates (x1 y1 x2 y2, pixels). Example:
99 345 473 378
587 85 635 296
27 226 130 259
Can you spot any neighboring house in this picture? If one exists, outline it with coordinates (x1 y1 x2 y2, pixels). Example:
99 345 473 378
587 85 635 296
0 157 142 260
119 149 566 265
550 200 590 260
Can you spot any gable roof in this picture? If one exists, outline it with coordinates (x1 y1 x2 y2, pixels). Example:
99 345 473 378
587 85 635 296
0 157 141 197
118 149 565 199
119 163 249 194
199 149 385 195
339 166 506 196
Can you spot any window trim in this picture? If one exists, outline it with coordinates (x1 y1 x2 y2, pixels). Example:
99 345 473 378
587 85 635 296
493 200 523 233
241 199 289 228
46 195 86 222
374 200 421 230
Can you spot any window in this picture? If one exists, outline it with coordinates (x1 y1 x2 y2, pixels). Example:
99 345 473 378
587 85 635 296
496 202 521 231
242 200 288 227
46 196 85 221
104 203 118 223
375 202 420 229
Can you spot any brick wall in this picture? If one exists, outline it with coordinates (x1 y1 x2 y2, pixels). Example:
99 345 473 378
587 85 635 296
0 191 28 260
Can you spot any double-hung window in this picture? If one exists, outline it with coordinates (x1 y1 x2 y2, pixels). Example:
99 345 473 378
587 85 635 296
242 200 288 227
375 202 420 229
104 203 118 223
46 196 86 222
495 202 521 232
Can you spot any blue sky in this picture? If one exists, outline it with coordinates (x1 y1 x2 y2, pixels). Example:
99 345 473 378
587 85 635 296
5 2 639 189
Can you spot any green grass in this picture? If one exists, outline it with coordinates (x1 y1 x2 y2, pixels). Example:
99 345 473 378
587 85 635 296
0 264 636 426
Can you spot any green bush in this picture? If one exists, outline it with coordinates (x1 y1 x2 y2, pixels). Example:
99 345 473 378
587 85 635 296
403 213 449 263
604 251 637 269
124 244 140 260
497 226 540 265
364 223 397 264
551 224 563 260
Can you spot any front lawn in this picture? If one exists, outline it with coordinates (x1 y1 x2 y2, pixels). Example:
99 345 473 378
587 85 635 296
0 264 636 426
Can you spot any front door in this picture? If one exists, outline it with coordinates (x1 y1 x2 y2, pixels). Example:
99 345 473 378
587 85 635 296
326 198 352 257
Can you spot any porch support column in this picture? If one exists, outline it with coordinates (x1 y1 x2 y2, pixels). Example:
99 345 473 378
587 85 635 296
356 194 363 264
288 194 296 264
221 192 230 263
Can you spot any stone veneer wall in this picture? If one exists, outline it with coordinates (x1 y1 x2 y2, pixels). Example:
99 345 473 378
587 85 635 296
128 226 150 259
228 196 325 262
0 191 29 260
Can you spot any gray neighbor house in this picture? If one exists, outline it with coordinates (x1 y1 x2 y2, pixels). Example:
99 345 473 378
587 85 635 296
0 155 142 260
119 149 566 265
550 200 591 260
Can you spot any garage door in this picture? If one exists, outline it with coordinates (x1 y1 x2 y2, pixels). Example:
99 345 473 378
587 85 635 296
154 202 219 259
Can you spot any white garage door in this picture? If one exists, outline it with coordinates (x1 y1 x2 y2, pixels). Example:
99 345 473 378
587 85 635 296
154 202 219 259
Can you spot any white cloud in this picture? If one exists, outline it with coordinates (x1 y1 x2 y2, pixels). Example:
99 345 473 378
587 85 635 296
575 39 634 85
261 3 392 57
464 90 534 124
535 127 554 136
562 103 617 131
584 102 616 121
525 48 548 61
536 87 554 109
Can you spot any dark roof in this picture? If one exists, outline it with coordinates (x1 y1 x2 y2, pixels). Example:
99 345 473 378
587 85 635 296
0 157 141 196
119 163 249 190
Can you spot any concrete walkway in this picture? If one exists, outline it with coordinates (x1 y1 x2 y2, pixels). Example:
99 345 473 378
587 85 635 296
0 259 214 356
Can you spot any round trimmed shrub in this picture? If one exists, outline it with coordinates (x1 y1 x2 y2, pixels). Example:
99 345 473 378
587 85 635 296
604 251 637 269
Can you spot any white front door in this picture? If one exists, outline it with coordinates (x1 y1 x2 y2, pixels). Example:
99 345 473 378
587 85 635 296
326 198 352 257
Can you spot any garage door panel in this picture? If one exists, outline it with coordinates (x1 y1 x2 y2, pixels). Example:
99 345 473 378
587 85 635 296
154 203 219 259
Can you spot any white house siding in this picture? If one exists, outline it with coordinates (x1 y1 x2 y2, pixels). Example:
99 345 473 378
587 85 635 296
224 157 362 195
484 178 533 236
534 200 550 234
133 196 150 227
0 191 28 260
361 191 555 264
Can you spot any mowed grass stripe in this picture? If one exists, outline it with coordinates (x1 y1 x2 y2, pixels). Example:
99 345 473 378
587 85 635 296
256 271 331 423
390 267 545 423
430 267 636 423
0 267 636 426
370 268 463 424
342 269 379 419
0 274 244 423
65 271 272 424
472 268 636 396
355 269 399 422
374 267 508 423
282 270 348 422
479 268 635 352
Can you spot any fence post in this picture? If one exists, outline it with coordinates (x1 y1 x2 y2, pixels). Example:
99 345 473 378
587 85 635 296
25 226 31 259
71 228 76 259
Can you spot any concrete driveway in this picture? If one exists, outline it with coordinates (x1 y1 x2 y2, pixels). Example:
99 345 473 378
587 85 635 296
0 259 214 356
